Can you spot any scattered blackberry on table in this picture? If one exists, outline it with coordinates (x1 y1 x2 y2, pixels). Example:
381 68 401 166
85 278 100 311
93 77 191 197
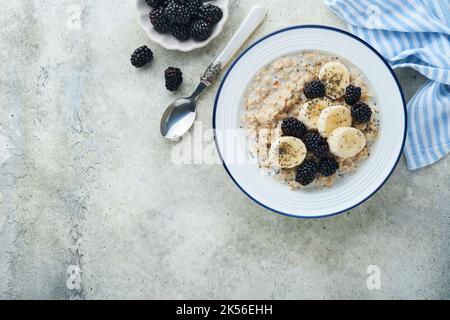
295 160 318 186
304 132 330 158
165 67 183 91
318 157 339 177
344 85 362 105
281 117 307 139
304 80 326 99
164 1 191 25
171 24 190 41
130 46 154 68
351 102 372 123
149 8 170 33
190 20 212 41
198 4 223 24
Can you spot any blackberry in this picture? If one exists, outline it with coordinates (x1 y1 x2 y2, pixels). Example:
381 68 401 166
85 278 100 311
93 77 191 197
198 4 223 24
177 0 201 17
304 132 329 158
345 85 362 105
171 24 190 41
318 157 339 177
281 117 307 139
295 160 318 186
164 1 191 25
145 0 167 8
130 46 153 68
175 0 195 4
351 102 372 123
190 20 212 41
165 67 183 91
304 80 326 99
149 8 170 33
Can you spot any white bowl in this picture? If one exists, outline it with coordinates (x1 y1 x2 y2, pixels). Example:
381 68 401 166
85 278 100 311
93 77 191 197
213 25 407 219
135 0 229 52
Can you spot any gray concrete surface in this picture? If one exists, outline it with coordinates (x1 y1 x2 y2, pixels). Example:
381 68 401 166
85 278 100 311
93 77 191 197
0 0 449 300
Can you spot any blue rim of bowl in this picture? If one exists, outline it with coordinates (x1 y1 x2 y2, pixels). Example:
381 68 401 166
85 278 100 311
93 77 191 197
213 25 407 219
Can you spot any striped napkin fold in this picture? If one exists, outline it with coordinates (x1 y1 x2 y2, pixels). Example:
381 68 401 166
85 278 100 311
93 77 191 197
325 0 450 170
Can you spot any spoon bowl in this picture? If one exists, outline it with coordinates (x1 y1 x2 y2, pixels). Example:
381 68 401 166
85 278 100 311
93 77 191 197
160 97 197 140
160 81 208 140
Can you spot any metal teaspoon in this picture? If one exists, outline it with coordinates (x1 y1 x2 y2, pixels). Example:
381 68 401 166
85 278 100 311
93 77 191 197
160 5 267 140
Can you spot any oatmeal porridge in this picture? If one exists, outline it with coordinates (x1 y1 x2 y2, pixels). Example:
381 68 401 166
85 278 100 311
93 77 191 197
243 51 379 189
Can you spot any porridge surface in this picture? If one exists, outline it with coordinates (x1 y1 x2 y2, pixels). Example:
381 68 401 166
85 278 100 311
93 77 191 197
243 51 379 189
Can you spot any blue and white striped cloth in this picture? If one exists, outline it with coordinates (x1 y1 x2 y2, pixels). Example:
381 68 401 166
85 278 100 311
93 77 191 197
325 0 450 170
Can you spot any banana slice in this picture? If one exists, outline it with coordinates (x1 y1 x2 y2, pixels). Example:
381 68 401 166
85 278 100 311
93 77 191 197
298 98 331 130
318 61 350 100
269 136 307 168
329 127 367 159
317 105 352 137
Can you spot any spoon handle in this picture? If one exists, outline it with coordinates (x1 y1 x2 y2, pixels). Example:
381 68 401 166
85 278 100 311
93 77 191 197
200 5 267 86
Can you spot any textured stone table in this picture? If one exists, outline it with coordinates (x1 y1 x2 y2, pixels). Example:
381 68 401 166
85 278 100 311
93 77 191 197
0 0 449 299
